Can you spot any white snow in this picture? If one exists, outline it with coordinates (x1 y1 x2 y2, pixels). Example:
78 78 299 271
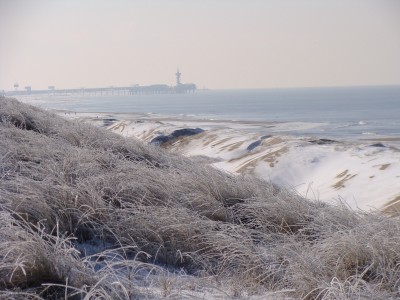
71 113 400 212
14 95 400 212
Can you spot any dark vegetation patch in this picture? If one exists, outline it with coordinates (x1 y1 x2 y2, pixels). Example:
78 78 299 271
370 142 386 148
247 135 272 151
308 138 337 145
102 118 118 126
150 128 204 146
246 140 262 151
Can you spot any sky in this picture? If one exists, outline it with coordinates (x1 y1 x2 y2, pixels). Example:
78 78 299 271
0 0 399 90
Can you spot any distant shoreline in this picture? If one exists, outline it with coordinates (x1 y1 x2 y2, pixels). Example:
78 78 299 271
3 84 400 96
12 86 400 141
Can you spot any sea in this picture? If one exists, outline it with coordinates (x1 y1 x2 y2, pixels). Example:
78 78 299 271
19 85 400 140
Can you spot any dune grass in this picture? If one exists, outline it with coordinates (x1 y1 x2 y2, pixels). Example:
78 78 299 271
0 96 400 299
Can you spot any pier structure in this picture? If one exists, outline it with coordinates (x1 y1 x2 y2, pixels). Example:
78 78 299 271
176 68 181 85
4 70 197 97
173 67 196 93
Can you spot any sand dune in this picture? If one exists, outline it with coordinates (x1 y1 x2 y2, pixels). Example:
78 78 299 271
2 98 400 299
70 113 400 212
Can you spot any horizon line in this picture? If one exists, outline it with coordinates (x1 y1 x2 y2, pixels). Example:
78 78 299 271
2 83 400 93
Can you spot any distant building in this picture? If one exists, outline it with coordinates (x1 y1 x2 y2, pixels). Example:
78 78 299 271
174 68 196 93
174 83 196 93
176 69 182 85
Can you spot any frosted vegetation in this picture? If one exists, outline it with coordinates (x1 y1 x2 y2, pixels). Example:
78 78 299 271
0 97 400 299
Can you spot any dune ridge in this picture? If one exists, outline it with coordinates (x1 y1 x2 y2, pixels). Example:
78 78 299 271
89 116 400 211
1 97 400 299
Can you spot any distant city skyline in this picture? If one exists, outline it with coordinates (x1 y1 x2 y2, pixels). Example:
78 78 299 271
1 0 399 90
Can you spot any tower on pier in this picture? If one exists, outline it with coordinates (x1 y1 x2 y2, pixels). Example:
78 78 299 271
175 68 181 85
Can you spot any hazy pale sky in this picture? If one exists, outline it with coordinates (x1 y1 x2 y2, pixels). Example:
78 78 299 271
0 0 399 90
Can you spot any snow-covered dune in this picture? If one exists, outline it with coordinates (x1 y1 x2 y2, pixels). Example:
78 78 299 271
73 112 400 212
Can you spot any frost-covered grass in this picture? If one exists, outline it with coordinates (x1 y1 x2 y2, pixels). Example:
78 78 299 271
1 97 400 299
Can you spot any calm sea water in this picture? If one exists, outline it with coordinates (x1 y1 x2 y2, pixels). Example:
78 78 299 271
26 86 400 139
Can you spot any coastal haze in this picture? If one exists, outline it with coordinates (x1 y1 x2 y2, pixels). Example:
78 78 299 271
1 0 400 90
2 1 400 298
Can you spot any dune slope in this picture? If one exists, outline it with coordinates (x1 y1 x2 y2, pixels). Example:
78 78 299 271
1 97 400 299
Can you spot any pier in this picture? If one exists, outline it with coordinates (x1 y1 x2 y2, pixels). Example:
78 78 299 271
2 69 197 97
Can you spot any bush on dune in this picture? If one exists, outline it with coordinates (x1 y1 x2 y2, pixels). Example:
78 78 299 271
0 96 400 299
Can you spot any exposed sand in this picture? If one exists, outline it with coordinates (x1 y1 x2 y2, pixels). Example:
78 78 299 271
57 110 400 212
12 95 400 212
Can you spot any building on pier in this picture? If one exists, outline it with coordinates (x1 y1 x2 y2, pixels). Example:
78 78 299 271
173 68 196 93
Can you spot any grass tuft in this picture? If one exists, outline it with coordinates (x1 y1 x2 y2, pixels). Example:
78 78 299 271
1 96 400 299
